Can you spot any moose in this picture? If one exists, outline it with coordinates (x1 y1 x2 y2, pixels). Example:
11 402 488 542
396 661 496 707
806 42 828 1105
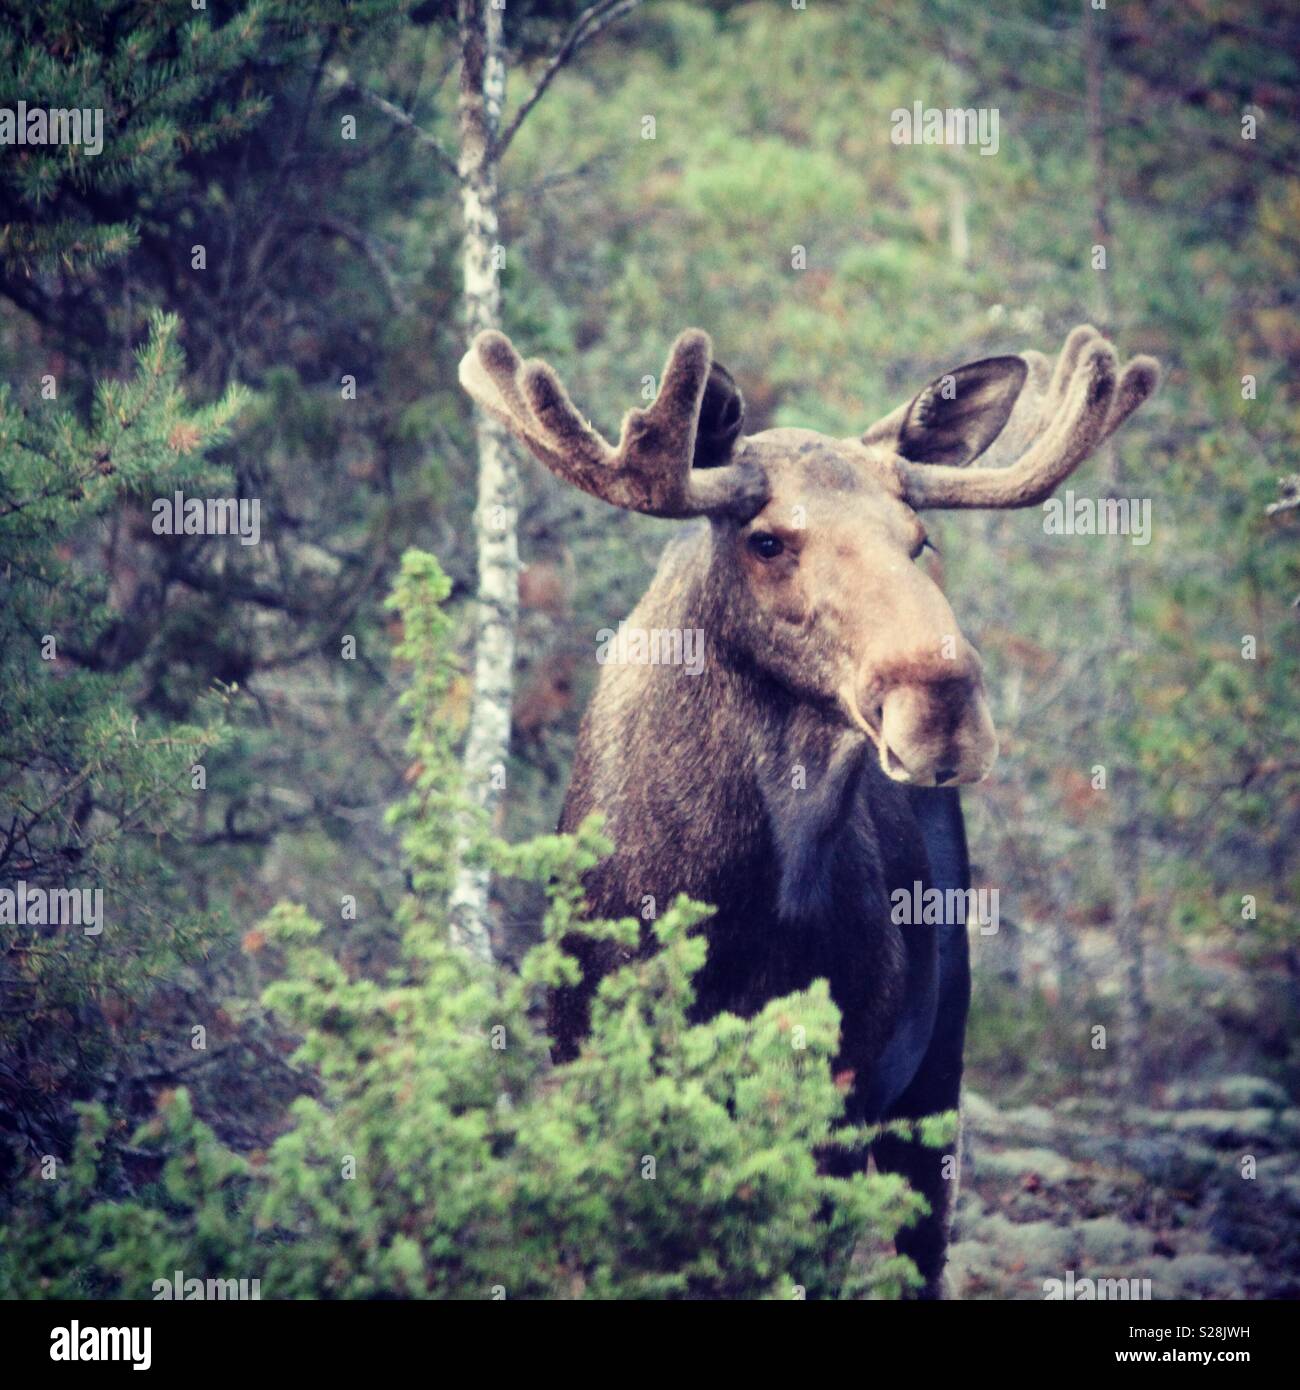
460 322 1159 1297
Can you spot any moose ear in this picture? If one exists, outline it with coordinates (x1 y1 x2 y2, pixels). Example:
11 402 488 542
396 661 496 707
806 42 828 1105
894 356 1028 467
692 360 745 469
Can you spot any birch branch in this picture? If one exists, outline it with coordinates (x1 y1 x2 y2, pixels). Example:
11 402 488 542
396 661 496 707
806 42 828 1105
493 0 644 159
327 67 459 177
1264 473 1300 517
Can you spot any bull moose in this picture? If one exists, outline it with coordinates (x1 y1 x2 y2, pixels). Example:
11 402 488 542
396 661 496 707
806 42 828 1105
460 323 1159 1297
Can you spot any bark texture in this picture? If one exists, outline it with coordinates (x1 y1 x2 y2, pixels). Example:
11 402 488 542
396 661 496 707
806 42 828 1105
450 0 516 965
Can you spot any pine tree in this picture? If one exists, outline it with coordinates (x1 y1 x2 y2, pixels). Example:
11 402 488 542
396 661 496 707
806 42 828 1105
0 1 271 283
0 312 245 1173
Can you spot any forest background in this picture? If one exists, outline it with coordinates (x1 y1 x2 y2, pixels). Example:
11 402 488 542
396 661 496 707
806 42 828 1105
1 0 1297 1299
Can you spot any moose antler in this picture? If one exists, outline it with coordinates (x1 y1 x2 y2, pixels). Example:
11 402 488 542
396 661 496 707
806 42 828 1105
899 325 1160 509
458 329 768 520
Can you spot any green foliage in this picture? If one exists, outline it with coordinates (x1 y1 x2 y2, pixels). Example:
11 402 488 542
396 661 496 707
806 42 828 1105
0 1 273 277
0 312 245 1176
383 550 463 907
0 551 929 1299
2 0 1296 1305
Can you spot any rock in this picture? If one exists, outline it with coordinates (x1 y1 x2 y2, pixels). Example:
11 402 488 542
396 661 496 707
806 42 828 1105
1091 1131 1218 1188
1165 1075 1290 1111
1055 1096 1117 1120
1000 1104 1056 1136
1127 1105 1291 1148
962 1090 1001 1131
1256 1155 1300 1208
965 1211 1076 1272
1153 1252 1247 1300
1078 1216 1154 1265
1070 1131 1132 1168
975 1145 1077 1184
1161 1107 1288 1147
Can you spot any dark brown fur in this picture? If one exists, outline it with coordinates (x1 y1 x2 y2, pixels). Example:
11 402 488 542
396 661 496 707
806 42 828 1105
548 518 966 1295
458 322 1159 1297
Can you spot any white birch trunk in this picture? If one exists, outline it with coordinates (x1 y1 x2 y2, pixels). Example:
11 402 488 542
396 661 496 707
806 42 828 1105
448 0 516 966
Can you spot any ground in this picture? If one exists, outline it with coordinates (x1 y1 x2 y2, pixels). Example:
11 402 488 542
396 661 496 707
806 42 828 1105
950 1077 1300 1300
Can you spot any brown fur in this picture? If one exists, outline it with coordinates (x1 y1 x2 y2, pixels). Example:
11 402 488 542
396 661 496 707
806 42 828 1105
459 323 1160 1296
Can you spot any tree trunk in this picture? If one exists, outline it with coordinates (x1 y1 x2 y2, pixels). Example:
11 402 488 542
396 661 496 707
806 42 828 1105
1085 0 1149 1097
449 0 516 966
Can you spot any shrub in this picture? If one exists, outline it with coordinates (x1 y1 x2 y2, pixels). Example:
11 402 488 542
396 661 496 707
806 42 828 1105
0 551 927 1300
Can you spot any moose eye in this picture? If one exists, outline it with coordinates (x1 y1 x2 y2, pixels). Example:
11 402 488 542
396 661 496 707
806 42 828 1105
747 532 785 561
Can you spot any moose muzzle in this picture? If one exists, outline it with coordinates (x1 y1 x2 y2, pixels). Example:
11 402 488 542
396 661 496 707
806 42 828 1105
876 675 998 786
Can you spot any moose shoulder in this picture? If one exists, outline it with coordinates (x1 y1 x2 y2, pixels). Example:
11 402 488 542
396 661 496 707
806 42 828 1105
459 324 1159 1298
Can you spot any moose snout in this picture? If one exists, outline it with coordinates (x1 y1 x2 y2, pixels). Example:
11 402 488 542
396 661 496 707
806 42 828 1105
874 678 998 787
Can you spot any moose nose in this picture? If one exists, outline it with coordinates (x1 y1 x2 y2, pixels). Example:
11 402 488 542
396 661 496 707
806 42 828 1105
881 742 912 782
873 681 998 787
879 748 959 787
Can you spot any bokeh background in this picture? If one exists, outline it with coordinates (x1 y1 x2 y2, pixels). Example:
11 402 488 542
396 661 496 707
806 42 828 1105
1 0 1297 1298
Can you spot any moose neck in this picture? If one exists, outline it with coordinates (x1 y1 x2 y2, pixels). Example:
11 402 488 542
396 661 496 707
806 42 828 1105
572 524 878 923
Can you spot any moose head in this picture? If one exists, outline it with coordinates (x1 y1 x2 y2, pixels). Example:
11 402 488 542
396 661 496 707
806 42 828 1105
460 325 1159 788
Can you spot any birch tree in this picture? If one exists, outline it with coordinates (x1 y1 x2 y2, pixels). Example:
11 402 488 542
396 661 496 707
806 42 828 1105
448 0 644 963
448 0 513 965
340 2 646 964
